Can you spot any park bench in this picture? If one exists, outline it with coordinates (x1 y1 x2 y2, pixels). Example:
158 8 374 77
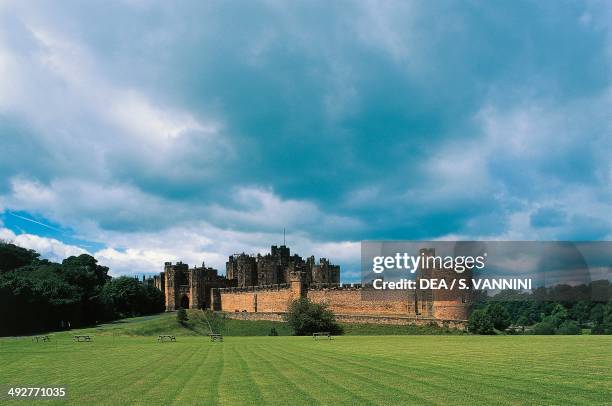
73 335 92 342
32 335 50 342
312 332 333 340
209 333 223 342
157 335 176 342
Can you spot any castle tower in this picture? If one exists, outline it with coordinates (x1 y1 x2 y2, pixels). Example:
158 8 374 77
164 262 189 311
289 270 307 300
164 262 176 311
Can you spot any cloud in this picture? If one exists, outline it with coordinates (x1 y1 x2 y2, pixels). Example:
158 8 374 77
0 227 88 263
0 1 611 281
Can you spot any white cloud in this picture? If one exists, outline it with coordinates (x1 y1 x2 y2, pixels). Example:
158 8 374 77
209 186 363 232
0 227 88 263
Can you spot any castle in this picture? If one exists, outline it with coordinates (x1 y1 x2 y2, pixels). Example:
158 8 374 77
153 245 472 325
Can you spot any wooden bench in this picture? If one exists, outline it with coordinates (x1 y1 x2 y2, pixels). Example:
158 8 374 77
73 335 92 342
32 335 50 342
209 333 223 342
157 335 176 342
312 332 332 340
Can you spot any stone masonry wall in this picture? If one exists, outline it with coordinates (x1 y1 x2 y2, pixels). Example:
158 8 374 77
219 288 295 313
218 285 470 321
307 289 412 315
219 291 256 312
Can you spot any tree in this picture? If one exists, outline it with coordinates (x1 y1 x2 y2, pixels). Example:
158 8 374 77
0 241 40 273
486 302 511 331
590 303 605 325
556 320 581 335
142 284 165 314
570 301 591 326
177 308 188 325
284 298 343 336
591 301 612 334
100 276 161 319
550 304 568 327
467 309 494 335
533 319 556 335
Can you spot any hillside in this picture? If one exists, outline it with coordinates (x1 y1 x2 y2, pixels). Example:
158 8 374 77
58 311 464 337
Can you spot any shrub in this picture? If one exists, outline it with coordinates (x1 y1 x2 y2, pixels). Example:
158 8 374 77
533 320 556 335
177 308 188 325
556 320 581 335
284 298 343 336
590 323 607 335
269 327 278 336
467 309 494 335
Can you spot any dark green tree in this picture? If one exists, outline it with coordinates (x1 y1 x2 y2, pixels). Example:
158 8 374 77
590 303 605 325
0 241 40 273
556 320 581 335
570 301 591 326
100 276 161 319
533 319 556 335
550 304 568 327
486 302 511 331
467 309 494 335
284 298 342 336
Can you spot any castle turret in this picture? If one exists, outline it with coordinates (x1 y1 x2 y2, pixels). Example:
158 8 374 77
289 269 307 299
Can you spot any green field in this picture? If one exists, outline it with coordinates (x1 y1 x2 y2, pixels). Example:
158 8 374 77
1 315 610 405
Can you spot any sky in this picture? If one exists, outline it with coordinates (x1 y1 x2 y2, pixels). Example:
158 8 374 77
0 1 611 282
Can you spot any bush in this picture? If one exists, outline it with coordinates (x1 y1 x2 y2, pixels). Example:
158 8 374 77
284 298 343 336
556 320 581 335
269 327 278 336
486 302 511 331
467 309 494 335
177 308 188 325
533 320 556 335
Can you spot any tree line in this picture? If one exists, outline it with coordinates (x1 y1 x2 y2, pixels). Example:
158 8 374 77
468 281 612 335
0 241 164 336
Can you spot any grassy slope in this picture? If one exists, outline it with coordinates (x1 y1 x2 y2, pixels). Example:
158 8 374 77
0 334 610 405
62 311 464 337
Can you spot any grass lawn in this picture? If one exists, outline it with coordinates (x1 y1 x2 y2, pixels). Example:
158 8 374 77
1 315 610 405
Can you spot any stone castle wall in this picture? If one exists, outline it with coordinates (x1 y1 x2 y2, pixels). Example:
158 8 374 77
218 284 471 321
219 285 295 313
306 289 412 315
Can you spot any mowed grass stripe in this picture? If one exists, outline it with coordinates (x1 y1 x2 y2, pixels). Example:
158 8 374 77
300 338 610 404
240 342 319 404
104 341 198 403
217 342 264 405
62 340 179 402
276 341 476 405
170 343 218 404
360 340 610 403
290 340 555 405
142 342 210 404
253 343 378 405
73 341 190 402
261 341 435 405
